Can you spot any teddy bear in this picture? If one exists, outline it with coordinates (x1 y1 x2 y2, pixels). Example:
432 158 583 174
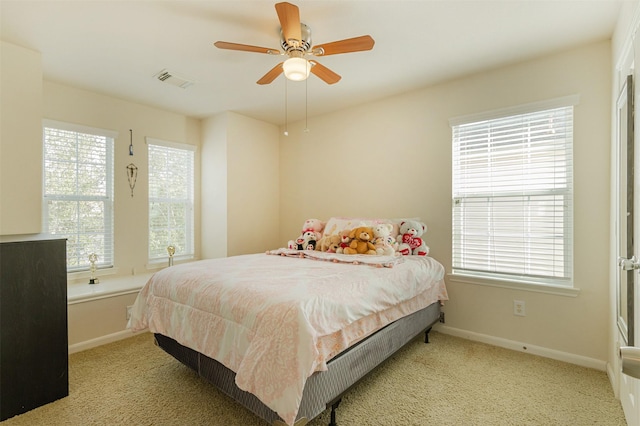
343 226 377 255
335 229 352 254
288 229 318 250
316 234 330 252
372 223 395 255
326 235 342 253
317 234 342 253
375 234 398 256
287 218 325 250
396 219 429 256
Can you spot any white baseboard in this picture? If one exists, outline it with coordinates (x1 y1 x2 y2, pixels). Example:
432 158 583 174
69 324 608 373
68 329 146 354
438 325 607 372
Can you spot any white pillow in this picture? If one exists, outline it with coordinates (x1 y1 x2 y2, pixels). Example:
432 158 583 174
323 216 422 238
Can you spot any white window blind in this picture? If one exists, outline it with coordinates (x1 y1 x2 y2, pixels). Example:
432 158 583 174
451 101 574 286
147 138 195 262
42 120 115 271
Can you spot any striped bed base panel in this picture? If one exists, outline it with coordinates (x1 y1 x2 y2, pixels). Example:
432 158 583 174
154 301 441 424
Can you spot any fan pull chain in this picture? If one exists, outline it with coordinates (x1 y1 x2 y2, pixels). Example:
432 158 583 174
304 76 309 133
284 78 289 136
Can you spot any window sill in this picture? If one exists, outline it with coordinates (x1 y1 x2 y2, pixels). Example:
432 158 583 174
67 272 153 304
447 272 580 297
145 256 197 271
68 266 120 284
67 259 199 304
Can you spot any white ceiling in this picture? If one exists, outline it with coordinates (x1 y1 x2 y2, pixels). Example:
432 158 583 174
0 0 627 125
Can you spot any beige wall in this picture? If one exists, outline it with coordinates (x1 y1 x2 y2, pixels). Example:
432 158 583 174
279 41 612 362
0 39 616 363
201 112 280 258
37 81 204 346
42 81 202 278
68 293 139 346
226 113 280 256
0 41 43 235
201 113 229 259
0 42 279 346
0 43 205 274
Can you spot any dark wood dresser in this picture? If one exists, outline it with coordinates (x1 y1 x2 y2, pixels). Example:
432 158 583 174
0 238 68 421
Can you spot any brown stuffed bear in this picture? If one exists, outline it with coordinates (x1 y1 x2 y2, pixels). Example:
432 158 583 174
318 234 342 253
326 235 342 253
344 226 377 255
335 230 352 254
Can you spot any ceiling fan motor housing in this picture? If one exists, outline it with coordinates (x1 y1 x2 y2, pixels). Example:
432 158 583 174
281 23 311 55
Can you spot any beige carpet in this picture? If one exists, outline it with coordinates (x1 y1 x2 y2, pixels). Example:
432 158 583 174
2 331 626 425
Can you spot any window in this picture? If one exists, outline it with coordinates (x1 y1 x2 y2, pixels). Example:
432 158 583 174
451 97 576 287
147 138 195 262
43 120 115 272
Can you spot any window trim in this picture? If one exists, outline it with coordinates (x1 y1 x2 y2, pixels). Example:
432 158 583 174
447 272 580 297
43 119 119 140
450 95 579 290
448 94 580 127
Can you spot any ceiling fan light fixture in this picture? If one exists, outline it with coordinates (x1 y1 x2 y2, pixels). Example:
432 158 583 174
214 2 374 85
283 57 310 81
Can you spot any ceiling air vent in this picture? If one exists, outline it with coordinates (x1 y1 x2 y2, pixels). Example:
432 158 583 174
154 69 194 89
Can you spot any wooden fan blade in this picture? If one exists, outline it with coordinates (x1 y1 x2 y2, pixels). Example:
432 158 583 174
214 41 280 55
257 62 284 85
312 35 375 56
309 60 341 85
275 2 301 44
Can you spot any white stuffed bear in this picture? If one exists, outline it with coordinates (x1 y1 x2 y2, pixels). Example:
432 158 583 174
373 223 396 256
396 220 429 256
376 234 398 256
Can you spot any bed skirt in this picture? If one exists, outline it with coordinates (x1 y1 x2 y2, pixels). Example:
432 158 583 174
154 301 441 425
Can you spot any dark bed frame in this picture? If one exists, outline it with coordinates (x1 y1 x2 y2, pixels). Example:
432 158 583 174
154 301 442 426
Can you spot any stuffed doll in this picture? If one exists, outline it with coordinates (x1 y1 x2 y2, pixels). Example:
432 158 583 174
396 219 429 256
316 234 330 252
375 234 398 256
335 229 352 254
372 223 395 256
318 234 342 253
304 233 317 251
288 229 317 250
302 218 325 240
326 235 342 253
344 226 377 255
287 218 325 250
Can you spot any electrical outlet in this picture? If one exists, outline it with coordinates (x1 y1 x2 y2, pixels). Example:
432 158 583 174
126 305 133 321
513 300 526 316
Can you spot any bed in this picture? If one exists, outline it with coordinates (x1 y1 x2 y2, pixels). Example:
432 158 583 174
128 220 448 426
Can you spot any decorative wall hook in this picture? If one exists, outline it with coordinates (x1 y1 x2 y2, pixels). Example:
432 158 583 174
126 163 138 197
129 129 134 156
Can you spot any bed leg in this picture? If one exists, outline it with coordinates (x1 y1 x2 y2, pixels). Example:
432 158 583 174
424 326 432 344
274 419 308 426
328 398 341 426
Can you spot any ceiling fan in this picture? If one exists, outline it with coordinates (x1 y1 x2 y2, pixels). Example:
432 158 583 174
214 2 375 85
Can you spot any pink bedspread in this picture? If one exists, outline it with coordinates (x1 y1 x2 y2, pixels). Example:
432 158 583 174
128 252 448 425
